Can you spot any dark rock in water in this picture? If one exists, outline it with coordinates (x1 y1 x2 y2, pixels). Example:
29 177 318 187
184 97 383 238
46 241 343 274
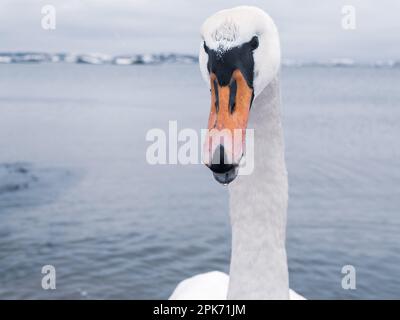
0 162 80 210
0 163 36 195
0 182 29 193
16 167 28 174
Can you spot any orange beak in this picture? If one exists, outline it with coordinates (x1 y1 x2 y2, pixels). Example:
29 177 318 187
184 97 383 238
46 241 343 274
203 69 254 170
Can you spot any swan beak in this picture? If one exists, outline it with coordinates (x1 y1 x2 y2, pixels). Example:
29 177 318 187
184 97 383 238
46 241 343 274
203 69 254 184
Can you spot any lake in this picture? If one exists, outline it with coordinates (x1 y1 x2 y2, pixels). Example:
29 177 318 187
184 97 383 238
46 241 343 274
0 63 399 299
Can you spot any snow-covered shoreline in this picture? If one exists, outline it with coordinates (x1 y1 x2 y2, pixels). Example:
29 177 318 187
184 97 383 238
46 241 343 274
0 52 399 68
0 52 197 65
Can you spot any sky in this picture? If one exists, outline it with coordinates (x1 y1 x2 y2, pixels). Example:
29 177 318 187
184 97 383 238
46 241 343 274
1 0 400 61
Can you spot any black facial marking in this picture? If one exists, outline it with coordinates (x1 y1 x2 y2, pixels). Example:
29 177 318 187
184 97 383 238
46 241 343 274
228 80 237 114
249 36 259 50
250 91 255 110
203 41 209 54
204 36 258 88
213 79 219 113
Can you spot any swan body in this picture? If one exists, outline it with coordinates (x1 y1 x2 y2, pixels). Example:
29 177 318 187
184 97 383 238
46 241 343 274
170 272 305 300
170 6 305 300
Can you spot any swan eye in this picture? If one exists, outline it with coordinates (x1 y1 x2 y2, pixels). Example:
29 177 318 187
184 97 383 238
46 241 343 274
250 36 259 50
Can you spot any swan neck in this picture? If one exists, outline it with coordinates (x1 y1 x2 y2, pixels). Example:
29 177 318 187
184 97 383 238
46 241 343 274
227 75 289 299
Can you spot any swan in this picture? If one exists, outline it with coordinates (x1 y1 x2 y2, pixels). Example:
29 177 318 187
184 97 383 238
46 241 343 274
170 6 305 300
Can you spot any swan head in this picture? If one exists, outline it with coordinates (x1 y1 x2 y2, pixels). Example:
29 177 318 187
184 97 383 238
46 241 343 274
200 6 281 184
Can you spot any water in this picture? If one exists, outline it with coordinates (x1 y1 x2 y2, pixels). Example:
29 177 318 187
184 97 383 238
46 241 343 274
0 64 399 299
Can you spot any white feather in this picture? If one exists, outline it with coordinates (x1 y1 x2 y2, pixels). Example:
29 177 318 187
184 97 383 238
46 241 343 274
200 6 281 96
170 271 305 300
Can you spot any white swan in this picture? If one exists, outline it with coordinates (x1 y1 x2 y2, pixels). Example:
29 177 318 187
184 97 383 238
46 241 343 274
170 6 305 300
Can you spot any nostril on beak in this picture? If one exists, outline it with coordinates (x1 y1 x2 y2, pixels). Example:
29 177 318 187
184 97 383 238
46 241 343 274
208 145 234 174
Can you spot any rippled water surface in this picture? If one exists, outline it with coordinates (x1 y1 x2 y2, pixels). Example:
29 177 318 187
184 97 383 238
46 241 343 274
0 64 399 299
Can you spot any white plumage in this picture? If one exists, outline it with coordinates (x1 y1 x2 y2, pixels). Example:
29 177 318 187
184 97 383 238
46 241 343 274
170 272 305 300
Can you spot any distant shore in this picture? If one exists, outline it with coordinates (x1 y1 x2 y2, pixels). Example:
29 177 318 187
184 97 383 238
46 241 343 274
0 52 399 68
